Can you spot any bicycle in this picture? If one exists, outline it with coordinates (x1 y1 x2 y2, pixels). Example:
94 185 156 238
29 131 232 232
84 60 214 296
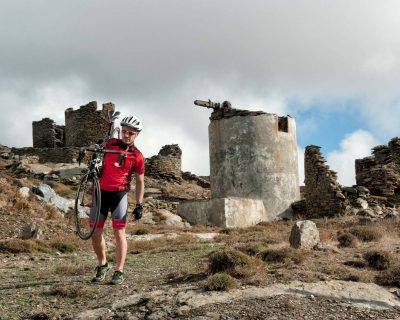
74 110 128 240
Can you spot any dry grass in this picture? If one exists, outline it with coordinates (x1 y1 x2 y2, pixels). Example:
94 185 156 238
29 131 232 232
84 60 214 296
364 250 394 270
52 182 76 198
128 233 198 254
55 263 91 276
258 247 307 265
349 226 383 242
47 284 92 299
0 239 52 254
216 223 289 246
204 272 238 291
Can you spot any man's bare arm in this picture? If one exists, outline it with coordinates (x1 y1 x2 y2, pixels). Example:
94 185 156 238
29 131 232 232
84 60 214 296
135 173 145 204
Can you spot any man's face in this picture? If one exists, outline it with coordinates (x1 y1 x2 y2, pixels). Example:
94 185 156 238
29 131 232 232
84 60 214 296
121 125 138 145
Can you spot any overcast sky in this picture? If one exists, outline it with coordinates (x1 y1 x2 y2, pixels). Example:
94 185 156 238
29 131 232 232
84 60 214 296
1 0 400 185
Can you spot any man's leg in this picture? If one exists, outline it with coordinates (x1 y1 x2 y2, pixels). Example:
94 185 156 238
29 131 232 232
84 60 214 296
91 228 107 266
114 227 127 270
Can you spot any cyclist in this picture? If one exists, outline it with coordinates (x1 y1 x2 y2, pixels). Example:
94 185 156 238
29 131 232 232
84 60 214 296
90 115 145 285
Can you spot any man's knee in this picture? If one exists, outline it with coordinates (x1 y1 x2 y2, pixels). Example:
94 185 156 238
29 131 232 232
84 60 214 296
114 228 126 240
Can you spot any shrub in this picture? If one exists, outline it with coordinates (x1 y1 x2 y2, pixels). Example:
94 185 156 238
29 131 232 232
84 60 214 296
364 250 393 270
50 241 76 253
337 232 357 248
236 243 264 256
208 249 253 278
136 228 150 235
349 226 382 242
258 248 306 265
204 273 237 291
376 266 400 287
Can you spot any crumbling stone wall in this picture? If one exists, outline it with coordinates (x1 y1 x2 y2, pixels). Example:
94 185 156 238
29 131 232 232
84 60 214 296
32 118 65 148
12 147 80 163
65 101 115 147
146 144 182 181
304 145 347 217
356 137 400 203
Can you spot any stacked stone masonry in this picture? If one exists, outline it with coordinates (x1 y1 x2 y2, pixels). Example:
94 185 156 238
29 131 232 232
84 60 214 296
356 137 400 204
32 118 65 148
65 101 115 147
304 145 347 218
145 144 182 181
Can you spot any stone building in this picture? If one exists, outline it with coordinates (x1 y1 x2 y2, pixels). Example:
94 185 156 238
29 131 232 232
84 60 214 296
65 101 115 147
178 100 300 228
146 144 182 181
32 118 65 148
356 137 400 204
24 101 115 163
304 145 347 217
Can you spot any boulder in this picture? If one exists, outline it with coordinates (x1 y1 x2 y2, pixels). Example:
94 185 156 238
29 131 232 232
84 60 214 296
356 198 368 210
157 209 190 228
21 223 42 240
289 220 320 249
32 183 74 214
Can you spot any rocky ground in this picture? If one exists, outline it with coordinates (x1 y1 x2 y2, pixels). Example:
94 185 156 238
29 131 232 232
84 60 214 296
1 154 400 319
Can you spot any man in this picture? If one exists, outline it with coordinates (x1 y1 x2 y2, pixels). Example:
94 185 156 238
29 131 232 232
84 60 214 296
90 115 145 285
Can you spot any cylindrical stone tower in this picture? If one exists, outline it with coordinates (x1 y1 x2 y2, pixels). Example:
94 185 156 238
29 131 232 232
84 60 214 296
209 113 300 219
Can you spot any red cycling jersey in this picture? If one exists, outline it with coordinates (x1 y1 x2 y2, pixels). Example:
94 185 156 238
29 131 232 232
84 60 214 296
99 138 145 191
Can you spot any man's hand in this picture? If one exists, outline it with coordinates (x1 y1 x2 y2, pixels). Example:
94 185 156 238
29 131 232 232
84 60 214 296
133 203 143 220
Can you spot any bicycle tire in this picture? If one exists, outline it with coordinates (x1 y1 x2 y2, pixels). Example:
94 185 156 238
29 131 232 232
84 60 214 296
74 173 101 240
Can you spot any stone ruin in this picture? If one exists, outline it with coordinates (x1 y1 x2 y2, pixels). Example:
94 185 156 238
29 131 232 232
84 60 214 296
296 137 400 219
14 101 115 163
146 144 182 181
356 138 400 204
178 100 300 228
304 146 347 218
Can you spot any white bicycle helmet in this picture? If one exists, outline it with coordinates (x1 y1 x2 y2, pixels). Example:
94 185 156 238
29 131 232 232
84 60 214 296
120 115 143 132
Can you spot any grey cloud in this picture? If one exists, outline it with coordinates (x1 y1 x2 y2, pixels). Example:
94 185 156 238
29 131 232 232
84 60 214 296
1 0 400 174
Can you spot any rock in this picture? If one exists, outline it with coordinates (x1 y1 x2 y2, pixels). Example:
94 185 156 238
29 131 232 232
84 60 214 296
144 188 162 198
74 308 113 320
32 183 74 214
21 223 42 240
111 293 142 310
289 220 320 249
358 208 377 218
141 212 156 225
356 198 368 209
53 163 87 180
19 187 30 198
193 232 219 241
313 243 339 253
157 209 188 228
32 184 56 202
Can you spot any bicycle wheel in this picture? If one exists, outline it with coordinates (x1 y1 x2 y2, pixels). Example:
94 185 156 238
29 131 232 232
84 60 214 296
74 173 101 240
